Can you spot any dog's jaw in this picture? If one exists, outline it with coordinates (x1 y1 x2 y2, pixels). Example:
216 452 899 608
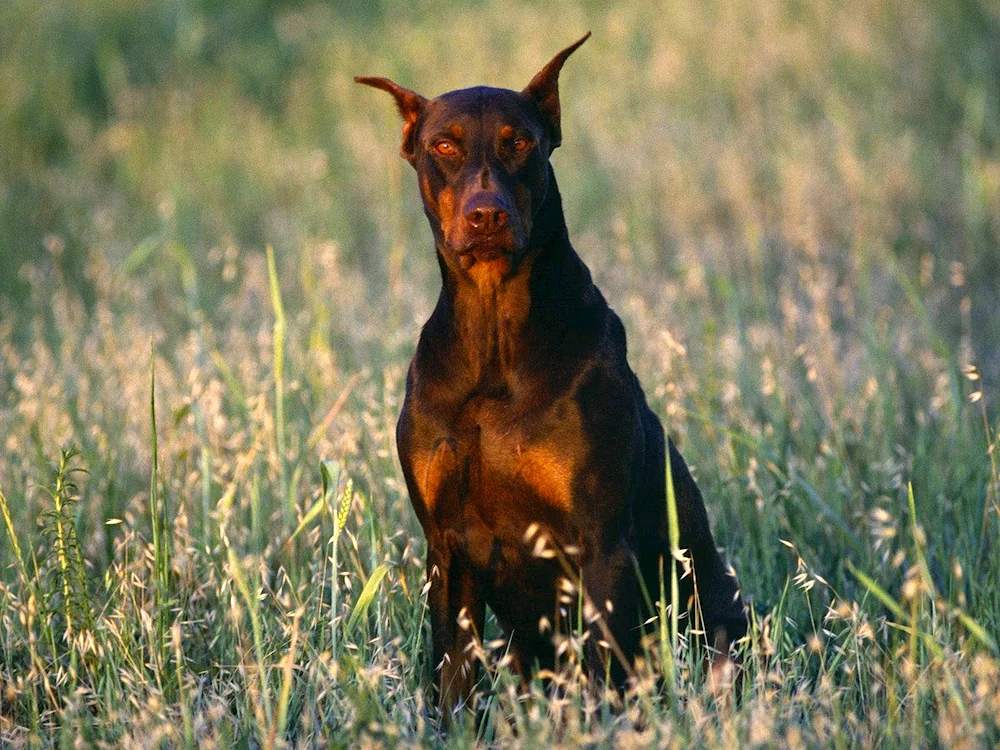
461 251 516 292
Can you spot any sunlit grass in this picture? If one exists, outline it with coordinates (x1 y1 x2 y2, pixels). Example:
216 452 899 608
1 0 999 746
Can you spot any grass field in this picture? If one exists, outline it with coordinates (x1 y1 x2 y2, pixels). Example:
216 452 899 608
2 0 1000 746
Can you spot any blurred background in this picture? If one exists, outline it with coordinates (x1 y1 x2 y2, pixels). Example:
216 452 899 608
1 0 999 620
2 0 998 360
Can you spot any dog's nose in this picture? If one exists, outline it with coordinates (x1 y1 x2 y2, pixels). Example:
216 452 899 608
467 207 507 233
464 195 509 234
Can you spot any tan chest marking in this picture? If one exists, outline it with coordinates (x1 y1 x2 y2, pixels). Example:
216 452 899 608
515 443 575 512
414 438 575 515
411 440 459 514
466 258 511 290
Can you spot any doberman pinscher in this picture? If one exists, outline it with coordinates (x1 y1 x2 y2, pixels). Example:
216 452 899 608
357 33 747 718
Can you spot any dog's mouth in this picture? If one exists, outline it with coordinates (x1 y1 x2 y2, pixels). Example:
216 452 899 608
457 234 521 262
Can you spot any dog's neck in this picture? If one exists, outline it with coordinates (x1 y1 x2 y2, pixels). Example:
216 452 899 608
429 167 598 387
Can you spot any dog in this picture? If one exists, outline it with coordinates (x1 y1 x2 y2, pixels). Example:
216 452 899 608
357 32 747 717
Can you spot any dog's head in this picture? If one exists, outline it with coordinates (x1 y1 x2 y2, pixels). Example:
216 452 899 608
356 33 589 270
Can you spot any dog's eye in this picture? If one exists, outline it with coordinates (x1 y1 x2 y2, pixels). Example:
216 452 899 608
513 138 530 152
433 140 457 156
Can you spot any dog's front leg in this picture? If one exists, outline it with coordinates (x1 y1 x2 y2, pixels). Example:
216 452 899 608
580 544 639 690
426 542 485 722
417 438 486 721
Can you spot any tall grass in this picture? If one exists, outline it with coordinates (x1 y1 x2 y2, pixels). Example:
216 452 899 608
1 0 999 746
266 245 290 529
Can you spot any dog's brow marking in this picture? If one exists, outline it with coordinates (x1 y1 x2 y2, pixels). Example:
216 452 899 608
449 124 464 139
420 174 436 210
499 125 513 139
438 186 455 238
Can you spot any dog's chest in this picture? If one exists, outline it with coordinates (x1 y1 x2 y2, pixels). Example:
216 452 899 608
410 384 587 541
449 389 587 578
463 390 582 513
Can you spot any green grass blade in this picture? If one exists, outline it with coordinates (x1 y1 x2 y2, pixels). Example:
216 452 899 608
267 245 289 528
0 484 29 585
320 460 342 518
665 446 680 689
273 610 301 746
346 563 390 636
283 494 326 552
846 561 906 620
149 341 169 662
907 483 936 595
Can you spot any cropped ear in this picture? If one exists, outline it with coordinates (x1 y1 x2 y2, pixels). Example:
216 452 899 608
522 32 590 149
355 76 428 161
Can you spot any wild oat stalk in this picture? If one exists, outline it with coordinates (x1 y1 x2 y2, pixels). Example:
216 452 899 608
196 404 213 552
272 608 302 747
662 446 681 692
172 622 194 749
227 545 273 729
149 343 170 664
321 461 352 656
267 245 290 528
0 483 29 587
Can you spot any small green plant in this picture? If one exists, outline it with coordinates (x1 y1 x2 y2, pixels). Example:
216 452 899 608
37 448 94 662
